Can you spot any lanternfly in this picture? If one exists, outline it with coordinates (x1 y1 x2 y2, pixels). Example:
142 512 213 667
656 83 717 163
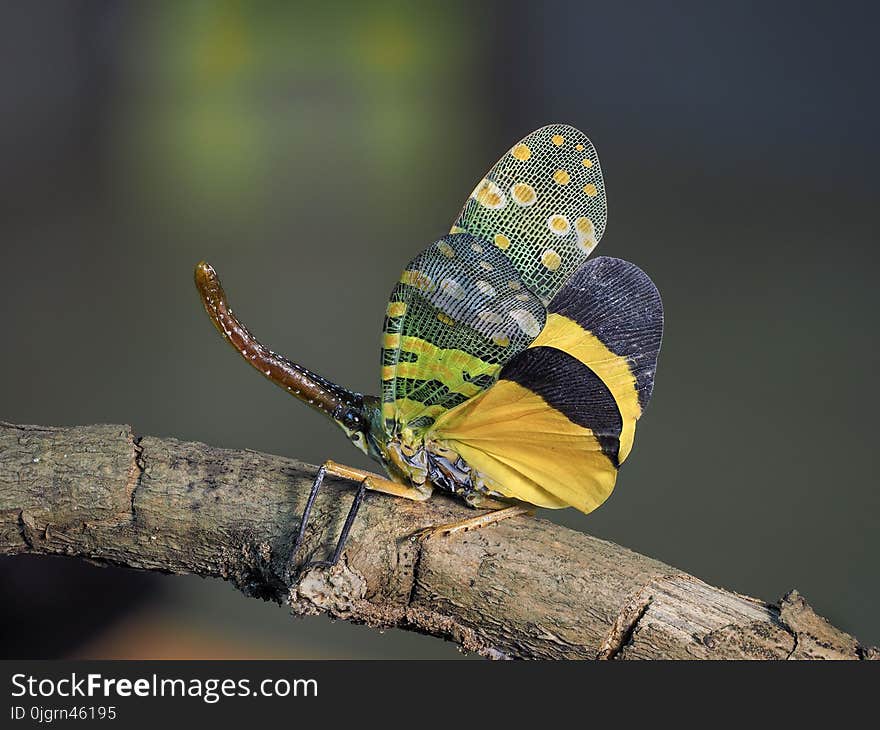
195 124 664 573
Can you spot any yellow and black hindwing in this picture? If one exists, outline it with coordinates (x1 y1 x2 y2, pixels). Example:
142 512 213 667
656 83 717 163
429 256 663 513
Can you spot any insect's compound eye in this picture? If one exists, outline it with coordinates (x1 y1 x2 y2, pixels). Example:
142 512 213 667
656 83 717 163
341 408 364 433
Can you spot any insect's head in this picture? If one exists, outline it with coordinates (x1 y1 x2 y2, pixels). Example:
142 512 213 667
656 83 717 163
333 394 384 460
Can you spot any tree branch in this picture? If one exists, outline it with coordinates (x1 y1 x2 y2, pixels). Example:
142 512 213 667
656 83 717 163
0 421 875 660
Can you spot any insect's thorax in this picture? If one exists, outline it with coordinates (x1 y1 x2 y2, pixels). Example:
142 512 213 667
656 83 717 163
382 437 502 505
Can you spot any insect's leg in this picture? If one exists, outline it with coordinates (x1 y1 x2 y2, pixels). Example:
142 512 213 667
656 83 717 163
323 460 433 502
416 503 534 541
299 477 368 573
290 460 432 577
290 464 327 563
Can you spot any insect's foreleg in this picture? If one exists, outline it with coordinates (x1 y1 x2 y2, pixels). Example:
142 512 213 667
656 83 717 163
295 474 368 574
289 460 432 578
323 460 432 501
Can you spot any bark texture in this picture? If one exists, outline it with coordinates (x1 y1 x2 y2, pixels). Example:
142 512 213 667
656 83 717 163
0 421 875 660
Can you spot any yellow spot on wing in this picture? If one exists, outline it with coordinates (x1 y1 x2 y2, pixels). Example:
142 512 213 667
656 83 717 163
383 332 401 349
437 241 455 258
583 183 598 197
551 134 564 146
582 158 593 168
473 179 507 209
510 182 537 207
541 250 562 271
553 169 570 185
400 270 435 292
494 233 511 250
575 143 585 151
575 217 594 235
437 312 456 326
547 214 570 235
511 143 531 161
577 235 597 254
387 301 407 317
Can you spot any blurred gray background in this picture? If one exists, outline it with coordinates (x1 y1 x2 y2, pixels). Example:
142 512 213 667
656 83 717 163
1 0 877 658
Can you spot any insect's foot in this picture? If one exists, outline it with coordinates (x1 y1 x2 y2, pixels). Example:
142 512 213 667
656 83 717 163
298 559 338 575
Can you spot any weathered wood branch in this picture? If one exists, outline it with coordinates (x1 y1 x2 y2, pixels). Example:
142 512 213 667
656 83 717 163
0 421 874 660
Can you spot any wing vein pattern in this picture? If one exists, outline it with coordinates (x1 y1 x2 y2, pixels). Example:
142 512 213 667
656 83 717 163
382 124 608 439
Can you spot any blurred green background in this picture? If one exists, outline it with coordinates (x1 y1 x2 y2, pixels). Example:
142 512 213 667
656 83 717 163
1 0 877 658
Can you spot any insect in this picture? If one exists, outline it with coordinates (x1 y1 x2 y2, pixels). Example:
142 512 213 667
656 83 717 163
195 123 663 573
